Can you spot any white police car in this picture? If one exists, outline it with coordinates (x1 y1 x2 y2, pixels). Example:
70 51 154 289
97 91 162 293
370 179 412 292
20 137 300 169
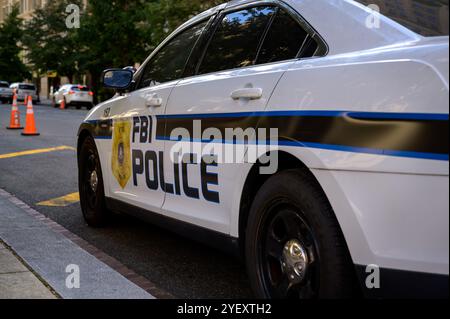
77 0 449 298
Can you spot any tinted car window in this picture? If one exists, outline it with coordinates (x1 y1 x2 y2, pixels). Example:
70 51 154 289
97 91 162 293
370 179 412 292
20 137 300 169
139 21 207 88
0 82 9 88
355 0 449 36
19 84 36 90
257 9 311 64
71 86 89 92
199 6 276 75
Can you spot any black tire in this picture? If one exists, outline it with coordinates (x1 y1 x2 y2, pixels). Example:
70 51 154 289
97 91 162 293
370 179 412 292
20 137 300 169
87 103 94 110
245 169 354 299
64 97 69 109
78 136 109 227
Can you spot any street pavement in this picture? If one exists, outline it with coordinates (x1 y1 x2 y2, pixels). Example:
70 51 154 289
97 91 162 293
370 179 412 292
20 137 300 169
0 241 56 299
0 101 252 299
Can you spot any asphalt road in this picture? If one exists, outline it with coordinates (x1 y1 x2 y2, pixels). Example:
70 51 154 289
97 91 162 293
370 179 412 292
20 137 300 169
0 101 252 299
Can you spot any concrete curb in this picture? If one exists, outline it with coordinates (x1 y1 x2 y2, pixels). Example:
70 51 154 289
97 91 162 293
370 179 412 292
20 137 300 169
0 188 171 299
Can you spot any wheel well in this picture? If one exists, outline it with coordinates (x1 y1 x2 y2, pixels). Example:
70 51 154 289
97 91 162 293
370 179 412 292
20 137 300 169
77 129 92 157
238 151 363 296
238 151 309 253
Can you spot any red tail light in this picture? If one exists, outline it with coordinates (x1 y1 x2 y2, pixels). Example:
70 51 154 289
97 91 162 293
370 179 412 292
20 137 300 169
68 90 75 95
88 91 94 96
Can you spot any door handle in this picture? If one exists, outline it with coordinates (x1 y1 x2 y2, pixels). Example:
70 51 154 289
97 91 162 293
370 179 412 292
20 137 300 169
145 94 163 107
231 87 263 100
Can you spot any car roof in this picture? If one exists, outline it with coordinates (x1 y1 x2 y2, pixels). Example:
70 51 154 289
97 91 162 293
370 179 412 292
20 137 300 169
137 0 420 74
227 0 419 54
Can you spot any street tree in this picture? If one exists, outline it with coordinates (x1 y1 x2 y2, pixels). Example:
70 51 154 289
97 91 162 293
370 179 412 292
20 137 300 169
0 5 30 83
22 0 83 85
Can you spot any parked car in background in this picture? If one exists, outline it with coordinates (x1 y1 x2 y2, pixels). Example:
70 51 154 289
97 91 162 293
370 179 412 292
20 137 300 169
9 83 39 104
0 81 13 104
53 84 94 110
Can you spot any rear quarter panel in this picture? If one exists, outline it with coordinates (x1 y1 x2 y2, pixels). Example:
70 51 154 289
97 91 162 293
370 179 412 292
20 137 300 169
241 47 450 274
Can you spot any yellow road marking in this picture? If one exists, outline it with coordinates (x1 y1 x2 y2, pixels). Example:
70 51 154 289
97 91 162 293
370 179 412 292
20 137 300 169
0 145 76 160
37 192 80 207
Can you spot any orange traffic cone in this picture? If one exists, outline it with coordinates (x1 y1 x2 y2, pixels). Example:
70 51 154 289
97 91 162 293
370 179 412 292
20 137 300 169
21 96 40 136
6 90 23 130
60 99 65 110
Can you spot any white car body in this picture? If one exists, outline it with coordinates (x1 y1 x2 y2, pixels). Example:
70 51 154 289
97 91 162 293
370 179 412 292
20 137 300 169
78 0 449 298
54 84 94 108
9 83 38 102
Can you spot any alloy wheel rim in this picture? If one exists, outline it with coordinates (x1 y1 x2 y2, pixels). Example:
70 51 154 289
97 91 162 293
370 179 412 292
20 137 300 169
259 204 319 299
84 152 99 209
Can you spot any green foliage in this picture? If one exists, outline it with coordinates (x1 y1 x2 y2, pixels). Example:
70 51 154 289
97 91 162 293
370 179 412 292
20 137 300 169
138 0 224 53
0 5 30 82
22 0 83 83
76 0 147 100
21 0 224 100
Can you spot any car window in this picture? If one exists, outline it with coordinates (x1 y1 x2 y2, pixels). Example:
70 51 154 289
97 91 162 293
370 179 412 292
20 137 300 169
139 21 208 88
256 8 315 64
71 86 89 92
0 82 9 88
198 6 276 75
19 84 36 90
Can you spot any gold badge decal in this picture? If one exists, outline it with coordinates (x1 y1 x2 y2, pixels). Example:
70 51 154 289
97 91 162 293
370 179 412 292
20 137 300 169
111 119 131 189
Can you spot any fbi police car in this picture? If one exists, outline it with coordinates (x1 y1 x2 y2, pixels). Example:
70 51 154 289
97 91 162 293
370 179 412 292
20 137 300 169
77 0 449 298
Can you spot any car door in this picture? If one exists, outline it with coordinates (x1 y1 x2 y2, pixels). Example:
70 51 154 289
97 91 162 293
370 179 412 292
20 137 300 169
160 4 315 234
105 18 210 214
55 85 67 104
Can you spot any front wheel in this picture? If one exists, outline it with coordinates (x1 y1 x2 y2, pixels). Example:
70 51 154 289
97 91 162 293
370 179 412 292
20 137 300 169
78 136 109 227
245 169 354 299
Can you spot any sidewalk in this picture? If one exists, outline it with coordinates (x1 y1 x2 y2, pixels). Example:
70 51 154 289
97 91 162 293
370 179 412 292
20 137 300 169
0 241 57 299
0 189 155 299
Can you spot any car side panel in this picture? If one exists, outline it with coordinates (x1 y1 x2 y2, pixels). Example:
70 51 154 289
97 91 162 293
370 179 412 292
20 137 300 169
266 55 448 175
234 48 449 275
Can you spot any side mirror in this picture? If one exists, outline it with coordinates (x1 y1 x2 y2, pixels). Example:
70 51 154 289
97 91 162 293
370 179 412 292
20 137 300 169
101 69 133 90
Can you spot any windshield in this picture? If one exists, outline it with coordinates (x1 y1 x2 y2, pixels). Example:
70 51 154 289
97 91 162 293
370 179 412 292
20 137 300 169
19 84 36 91
355 0 449 36
0 82 9 88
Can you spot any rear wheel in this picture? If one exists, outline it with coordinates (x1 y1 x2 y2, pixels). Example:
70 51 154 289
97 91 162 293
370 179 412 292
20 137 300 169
245 169 354 299
78 136 109 227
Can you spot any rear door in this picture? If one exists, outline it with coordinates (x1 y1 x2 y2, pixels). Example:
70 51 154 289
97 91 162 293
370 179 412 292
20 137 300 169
161 4 314 233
